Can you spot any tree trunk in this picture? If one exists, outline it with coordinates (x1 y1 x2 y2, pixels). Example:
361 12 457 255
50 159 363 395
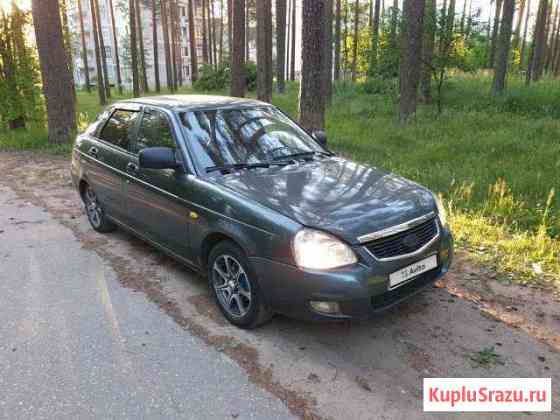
202 0 209 63
460 0 467 33
173 0 183 86
189 0 199 82
208 0 215 66
108 0 123 94
351 0 359 81
343 0 349 76
245 0 250 61
545 2 559 72
130 0 140 96
211 0 218 67
256 0 272 102
420 0 435 103
334 0 342 80
492 0 515 94
465 0 473 38
94 0 111 98
489 0 503 68
228 0 233 57
136 0 150 92
369 0 381 75
219 0 224 64
520 0 531 67
231 0 246 97
90 0 106 103
31 0 77 143
77 0 91 92
299 0 326 132
60 0 76 98
161 0 173 90
290 0 296 80
323 0 334 103
152 0 161 92
169 0 178 90
276 0 287 93
286 0 291 77
528 0 549 82
399 0 425 124
513 0 526 49
389 0 399 50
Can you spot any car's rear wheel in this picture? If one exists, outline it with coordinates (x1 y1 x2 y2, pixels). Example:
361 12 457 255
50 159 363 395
82 184 116 233
208 241 272 329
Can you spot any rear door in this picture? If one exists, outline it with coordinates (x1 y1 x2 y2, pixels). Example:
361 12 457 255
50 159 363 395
85 107 141 221
124 107 193 262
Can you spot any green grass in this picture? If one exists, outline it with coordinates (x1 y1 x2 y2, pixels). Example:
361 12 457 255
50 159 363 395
1 75 558 288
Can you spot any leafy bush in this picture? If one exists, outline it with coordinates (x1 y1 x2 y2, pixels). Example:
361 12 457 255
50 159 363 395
359 77 397 96
192 62 257 92
193 64 230 91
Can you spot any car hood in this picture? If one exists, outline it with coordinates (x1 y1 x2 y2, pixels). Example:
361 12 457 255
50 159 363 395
209 157 436 244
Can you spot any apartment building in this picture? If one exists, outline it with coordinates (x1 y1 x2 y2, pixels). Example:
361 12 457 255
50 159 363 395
68 0 207 90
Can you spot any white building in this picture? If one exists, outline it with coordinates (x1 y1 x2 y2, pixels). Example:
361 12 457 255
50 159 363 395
68 0 201 91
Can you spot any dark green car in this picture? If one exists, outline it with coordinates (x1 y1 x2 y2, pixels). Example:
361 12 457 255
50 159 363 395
71 95 454 328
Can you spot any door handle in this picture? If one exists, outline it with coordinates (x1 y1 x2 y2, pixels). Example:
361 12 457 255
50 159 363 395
88 147 98 158
126 162 139 175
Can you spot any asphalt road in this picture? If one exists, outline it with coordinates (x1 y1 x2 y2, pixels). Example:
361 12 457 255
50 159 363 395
0 186 294 420
0 152 558 420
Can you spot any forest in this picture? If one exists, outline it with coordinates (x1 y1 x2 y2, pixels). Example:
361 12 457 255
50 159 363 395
0 0 559 289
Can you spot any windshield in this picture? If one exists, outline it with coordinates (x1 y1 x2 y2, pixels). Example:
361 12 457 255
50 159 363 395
180 107 325 172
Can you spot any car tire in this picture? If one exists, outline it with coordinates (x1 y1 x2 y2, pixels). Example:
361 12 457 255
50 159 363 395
208 241 273 329
82 183 116 234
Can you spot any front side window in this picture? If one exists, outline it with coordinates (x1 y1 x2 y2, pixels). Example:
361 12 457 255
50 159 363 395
130 109 176 154
180 107 324 172
99 109 139 149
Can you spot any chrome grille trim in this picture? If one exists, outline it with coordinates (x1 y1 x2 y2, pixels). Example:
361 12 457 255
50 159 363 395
357 211 436 244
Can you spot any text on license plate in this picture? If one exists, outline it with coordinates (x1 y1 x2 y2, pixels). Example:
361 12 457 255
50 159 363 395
389 255 438 289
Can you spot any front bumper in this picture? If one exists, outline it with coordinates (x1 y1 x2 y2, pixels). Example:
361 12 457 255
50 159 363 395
250 227 454 321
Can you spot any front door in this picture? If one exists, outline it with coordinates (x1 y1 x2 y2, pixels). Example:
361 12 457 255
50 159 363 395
124 108 193 263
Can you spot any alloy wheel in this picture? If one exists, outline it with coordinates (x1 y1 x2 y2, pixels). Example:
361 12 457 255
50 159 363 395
212 255 252 318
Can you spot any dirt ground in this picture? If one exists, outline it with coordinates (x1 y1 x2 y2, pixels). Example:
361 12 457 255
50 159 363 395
1 151 558 419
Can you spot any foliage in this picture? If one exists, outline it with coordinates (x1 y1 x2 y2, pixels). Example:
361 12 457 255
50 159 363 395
193 62 257 92
0 6 43 130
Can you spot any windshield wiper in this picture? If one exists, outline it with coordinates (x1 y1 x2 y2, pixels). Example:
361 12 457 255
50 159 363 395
206 162 288 174
273 150 332 162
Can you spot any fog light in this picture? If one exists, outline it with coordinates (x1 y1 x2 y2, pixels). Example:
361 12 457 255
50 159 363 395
310 301 341 315
439 248 450 260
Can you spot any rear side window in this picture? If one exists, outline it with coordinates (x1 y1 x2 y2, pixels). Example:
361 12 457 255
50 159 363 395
129 109 176 154
99 110 139 149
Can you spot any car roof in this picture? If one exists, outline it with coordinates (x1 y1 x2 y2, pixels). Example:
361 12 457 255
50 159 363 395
117 94 268 112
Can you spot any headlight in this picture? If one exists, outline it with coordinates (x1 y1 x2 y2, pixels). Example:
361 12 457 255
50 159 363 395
434 194 448 227
293 229 357 270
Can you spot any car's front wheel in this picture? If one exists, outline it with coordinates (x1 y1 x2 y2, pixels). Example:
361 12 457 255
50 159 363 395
208 241 272 329
82 184 116 233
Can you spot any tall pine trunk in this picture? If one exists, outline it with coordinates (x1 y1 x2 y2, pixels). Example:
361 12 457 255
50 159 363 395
399 0 425 124
161 0 173 90
420 0 436 103
489 0 503 68
136 0 150 92
299 0 326 132
351 0 359 81
77 0 91 92
369 0 381 76
94 0 111 98
202 0 209 63
513 0 527 50
130 0 140 96
323 0 334 103
276 0 287 93
492 0 515 94
290 0 296 80
528 0 549 82
256 0 272 102
31 0 77 143
334 0 342 80
90 0 106 103
152 0 161 92
188 0 199 82
230 0 246 97
108 0 123 94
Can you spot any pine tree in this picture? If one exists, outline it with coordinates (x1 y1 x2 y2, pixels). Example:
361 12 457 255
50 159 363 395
230 0 246 97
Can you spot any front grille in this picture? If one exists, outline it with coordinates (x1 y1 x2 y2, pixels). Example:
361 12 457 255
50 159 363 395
365 217 438 259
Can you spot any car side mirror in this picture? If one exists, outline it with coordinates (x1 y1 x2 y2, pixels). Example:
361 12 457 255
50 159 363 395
139 147 180 170
312 130 328 147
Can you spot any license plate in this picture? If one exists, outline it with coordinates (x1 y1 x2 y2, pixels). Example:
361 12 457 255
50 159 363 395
389 255 438 290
